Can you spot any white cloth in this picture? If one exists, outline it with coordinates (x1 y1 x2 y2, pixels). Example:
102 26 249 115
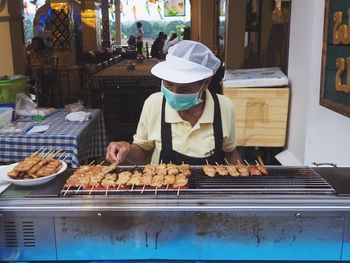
65 111 91 122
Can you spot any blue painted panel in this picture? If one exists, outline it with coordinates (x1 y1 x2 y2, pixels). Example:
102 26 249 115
55 213 344 261
342 217 350 260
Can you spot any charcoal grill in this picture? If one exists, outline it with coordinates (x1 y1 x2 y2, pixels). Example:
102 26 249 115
60 166 335 196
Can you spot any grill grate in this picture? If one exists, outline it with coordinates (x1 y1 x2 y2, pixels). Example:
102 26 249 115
60 166 335 196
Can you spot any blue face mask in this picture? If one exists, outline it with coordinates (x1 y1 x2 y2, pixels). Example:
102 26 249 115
161 81 204 111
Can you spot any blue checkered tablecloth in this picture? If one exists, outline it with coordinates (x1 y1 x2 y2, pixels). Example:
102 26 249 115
0 109 107 168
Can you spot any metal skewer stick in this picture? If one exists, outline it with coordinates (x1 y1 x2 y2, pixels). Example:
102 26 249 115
63 185 71 196
89 186 94 195
141 184 145 194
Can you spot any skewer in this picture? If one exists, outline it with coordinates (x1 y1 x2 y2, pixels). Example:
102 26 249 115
131 184 134 191
205 159 209 165
105 186 109 196
51 149 62 158
177 187 181 197
141 184 145 194
88 160 95 166
155 186 158 196
117 184 121 191
43 149 54 158
58 152 65 160
63 185 71 196
31 147 44 157
62 154 70 162
215 162 219 166
244 159 250 166
255 160 260 166
257 156 265 166
166 184 169 190
75 185 82 194
224 158 230 165
99 160 105 166
89 186 94 195
38 148 48 157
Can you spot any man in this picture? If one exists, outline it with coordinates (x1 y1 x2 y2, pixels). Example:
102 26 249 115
151 32 165 59
106 40 240 165
136 22 144 56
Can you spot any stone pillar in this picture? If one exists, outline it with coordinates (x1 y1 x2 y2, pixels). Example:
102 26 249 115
225 0 246 69
81 0 101 52
114 0 121 45
101 0 110 48
0 0 25 75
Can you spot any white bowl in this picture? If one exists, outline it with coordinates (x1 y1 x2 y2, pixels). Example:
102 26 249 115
1 161 67 187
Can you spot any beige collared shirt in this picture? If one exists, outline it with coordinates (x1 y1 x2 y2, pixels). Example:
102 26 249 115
133 90 236 164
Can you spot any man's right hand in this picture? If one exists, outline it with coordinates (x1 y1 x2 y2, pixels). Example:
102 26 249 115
106 141 131 163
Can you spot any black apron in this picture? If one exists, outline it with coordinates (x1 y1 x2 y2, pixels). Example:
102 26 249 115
159 91 226 165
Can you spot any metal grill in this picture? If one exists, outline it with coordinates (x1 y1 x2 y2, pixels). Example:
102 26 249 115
60 166 334 196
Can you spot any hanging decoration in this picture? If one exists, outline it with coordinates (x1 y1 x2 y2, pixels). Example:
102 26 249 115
157 4 163 19
149 0 158 3
145 0 150 16
132 4 137 20
164 0 185 17
120 2 125 17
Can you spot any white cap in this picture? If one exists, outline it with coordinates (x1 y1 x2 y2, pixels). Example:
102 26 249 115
151 40 221 84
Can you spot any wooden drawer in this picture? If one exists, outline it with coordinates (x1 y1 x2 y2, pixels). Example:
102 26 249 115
223 86 289 147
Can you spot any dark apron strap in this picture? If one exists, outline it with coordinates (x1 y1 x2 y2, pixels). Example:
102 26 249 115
161 97 173 151
211 91 223 152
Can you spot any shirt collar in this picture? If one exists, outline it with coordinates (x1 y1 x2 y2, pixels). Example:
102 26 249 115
165 89 214 124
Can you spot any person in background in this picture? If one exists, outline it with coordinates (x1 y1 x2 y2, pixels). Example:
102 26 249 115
151 31 165 59
127 35 136 49
162 32 182 55
106 40 240 165
183 26 191 40
25 37 52 67
136 21 144 56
